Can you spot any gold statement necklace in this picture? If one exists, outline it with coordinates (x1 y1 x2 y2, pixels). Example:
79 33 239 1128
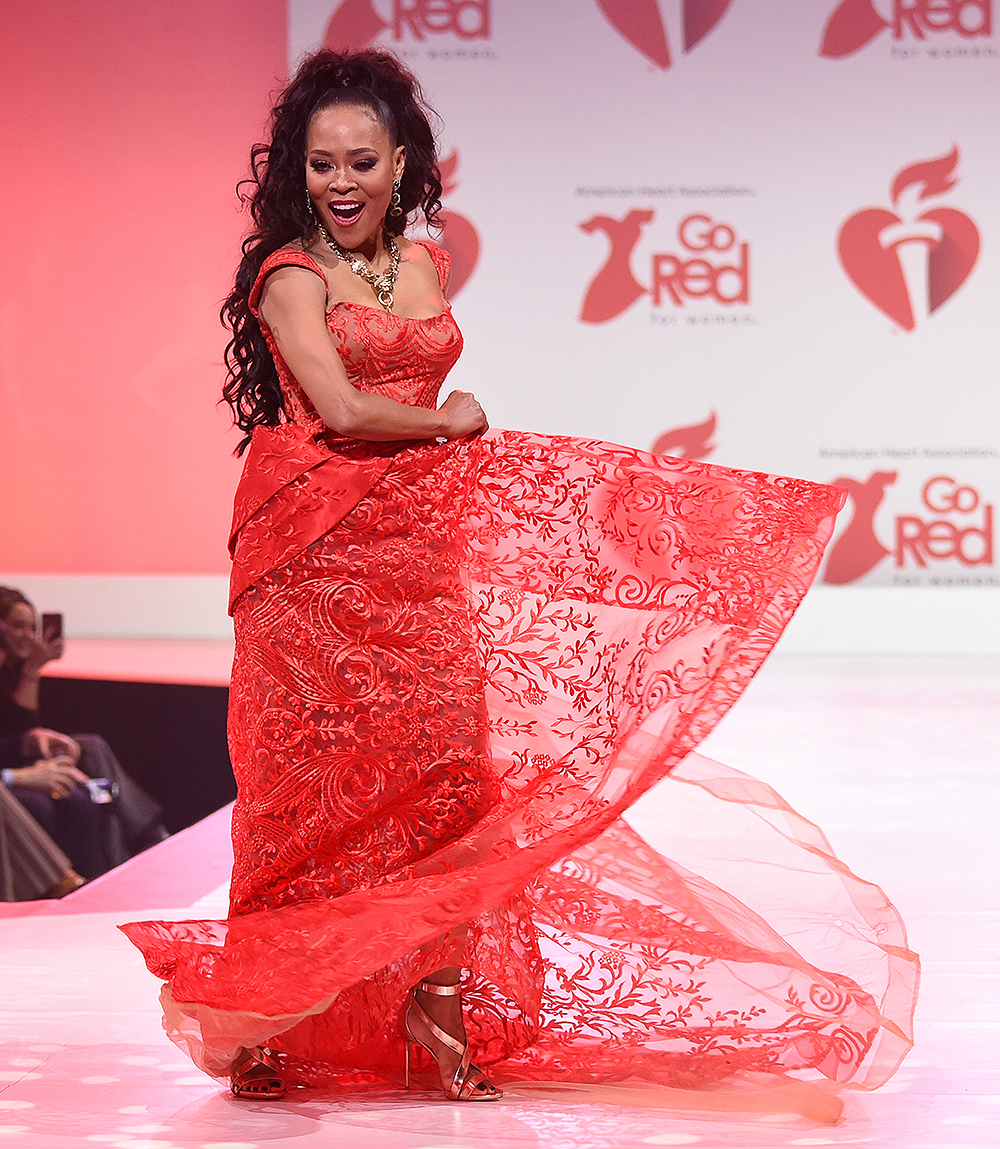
316 221 401 311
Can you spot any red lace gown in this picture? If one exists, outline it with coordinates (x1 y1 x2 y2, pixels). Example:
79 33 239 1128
121 243 917 1096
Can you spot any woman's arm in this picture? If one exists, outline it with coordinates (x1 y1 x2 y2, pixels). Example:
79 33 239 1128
4 757 88 798
258 267 486 441
9 671 41 713
8 630 62 713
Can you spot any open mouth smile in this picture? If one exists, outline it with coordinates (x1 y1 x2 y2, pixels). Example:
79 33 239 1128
327 201 366 227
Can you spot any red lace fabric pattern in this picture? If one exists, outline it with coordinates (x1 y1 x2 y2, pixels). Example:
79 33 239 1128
121 244 917 1095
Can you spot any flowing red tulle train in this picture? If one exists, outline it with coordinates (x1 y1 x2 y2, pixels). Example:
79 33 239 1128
122 430 917 1095
121 245 916 1102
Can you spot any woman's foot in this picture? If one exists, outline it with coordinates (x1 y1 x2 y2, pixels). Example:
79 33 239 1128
229 1046 285 1100
404 977 501 1101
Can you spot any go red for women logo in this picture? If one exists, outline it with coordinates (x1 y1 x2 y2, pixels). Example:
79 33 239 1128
838 147 979 331
820 0 992 58
898 475 993 571
579 210 750 323
596 0 734 68
322 0 490 49
823 471 993 584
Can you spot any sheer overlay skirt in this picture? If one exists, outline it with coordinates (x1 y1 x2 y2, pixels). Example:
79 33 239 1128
121 431 917 1094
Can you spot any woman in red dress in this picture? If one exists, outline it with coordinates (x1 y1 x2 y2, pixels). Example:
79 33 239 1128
122 50 917 1113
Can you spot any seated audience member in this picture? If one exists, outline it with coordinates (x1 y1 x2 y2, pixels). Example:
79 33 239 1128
0 750 85 900
0 724 128 880
0 588 168 878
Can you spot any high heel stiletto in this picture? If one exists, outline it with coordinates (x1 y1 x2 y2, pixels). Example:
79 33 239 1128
229 1045 286 1100
403 980 502 1101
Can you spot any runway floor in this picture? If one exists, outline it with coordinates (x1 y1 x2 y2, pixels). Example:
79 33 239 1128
1 654 996 1148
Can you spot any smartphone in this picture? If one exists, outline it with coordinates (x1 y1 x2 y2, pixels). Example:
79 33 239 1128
41 612 64 642
84 778 118 805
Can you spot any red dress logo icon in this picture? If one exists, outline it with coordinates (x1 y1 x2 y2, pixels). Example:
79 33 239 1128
820 0 992 59
596 0 733 68
579 210 750 323
838 146 979 330
823 471 897 584
324 0 389 47
579 210 654 323
823 470 993 582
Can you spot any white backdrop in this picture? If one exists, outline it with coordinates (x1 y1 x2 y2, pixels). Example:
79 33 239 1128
293 0 998 595
6 0 997 647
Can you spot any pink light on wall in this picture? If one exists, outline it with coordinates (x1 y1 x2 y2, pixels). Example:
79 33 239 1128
0 0 287 574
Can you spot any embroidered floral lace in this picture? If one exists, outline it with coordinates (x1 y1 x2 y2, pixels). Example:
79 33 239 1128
121 244 917 1095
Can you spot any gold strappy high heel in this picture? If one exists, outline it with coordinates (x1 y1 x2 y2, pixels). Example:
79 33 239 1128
229 1045 286 1100
403 980 502 1101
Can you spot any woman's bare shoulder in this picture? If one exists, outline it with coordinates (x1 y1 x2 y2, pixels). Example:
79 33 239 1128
398 237 447 285
398 235 436 262
256 259 331 325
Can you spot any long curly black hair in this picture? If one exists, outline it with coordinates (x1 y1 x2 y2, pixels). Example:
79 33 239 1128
221 50 444 455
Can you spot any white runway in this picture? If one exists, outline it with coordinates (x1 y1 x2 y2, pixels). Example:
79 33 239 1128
1 654 996 1148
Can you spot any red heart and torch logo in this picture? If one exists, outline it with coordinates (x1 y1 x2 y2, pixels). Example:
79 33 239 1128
837 146 979 330
596 0 733 68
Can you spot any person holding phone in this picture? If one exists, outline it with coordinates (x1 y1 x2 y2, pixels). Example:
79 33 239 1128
0 587 168 877
0 754 85 902
0 596 63 724
0 625 85 900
